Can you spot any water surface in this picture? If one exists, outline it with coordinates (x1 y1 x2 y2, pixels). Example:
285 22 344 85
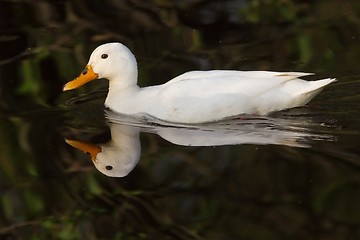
0 0 359 239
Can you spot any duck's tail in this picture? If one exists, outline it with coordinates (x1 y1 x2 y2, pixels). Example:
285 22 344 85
252 77 336 115
291 78 336 108
295 78 336 96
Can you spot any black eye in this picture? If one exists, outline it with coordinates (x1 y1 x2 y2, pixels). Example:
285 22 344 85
105 165 113 170
101 54 108 59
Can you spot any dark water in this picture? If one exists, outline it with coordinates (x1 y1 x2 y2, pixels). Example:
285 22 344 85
1 0 360 239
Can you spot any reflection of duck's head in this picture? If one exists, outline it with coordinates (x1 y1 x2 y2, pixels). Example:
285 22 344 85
66 125 141 177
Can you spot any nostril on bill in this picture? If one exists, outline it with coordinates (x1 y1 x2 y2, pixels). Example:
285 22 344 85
82 68 88 75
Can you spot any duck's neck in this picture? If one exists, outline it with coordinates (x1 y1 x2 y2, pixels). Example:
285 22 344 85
106 75 140 110
108 76 140 92
105 52 142 110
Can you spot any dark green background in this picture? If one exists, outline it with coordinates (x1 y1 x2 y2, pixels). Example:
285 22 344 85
0 0 359 239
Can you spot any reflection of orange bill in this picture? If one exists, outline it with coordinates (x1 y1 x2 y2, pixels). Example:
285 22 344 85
65 139 102 161
63 65 99 91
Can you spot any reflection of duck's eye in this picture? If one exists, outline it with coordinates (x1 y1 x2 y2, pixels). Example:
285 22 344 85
105 165 113 170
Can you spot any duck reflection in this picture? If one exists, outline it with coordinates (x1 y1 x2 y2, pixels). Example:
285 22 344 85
66 113 333 177
66 124 141 177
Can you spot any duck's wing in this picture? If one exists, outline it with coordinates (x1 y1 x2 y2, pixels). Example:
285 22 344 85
149 71 334 123
166 70 313 86
160 70 313 99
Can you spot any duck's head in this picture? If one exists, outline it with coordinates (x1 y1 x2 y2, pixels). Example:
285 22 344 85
63 42 138 91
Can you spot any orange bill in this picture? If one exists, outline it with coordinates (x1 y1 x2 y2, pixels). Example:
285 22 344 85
65 139 102 161
63 65 99 91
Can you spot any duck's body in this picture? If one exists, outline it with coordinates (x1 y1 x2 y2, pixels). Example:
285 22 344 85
64 43 335 123
105 70 334 123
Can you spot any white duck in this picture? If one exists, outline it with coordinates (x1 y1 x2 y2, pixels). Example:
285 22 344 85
63 42 335 123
